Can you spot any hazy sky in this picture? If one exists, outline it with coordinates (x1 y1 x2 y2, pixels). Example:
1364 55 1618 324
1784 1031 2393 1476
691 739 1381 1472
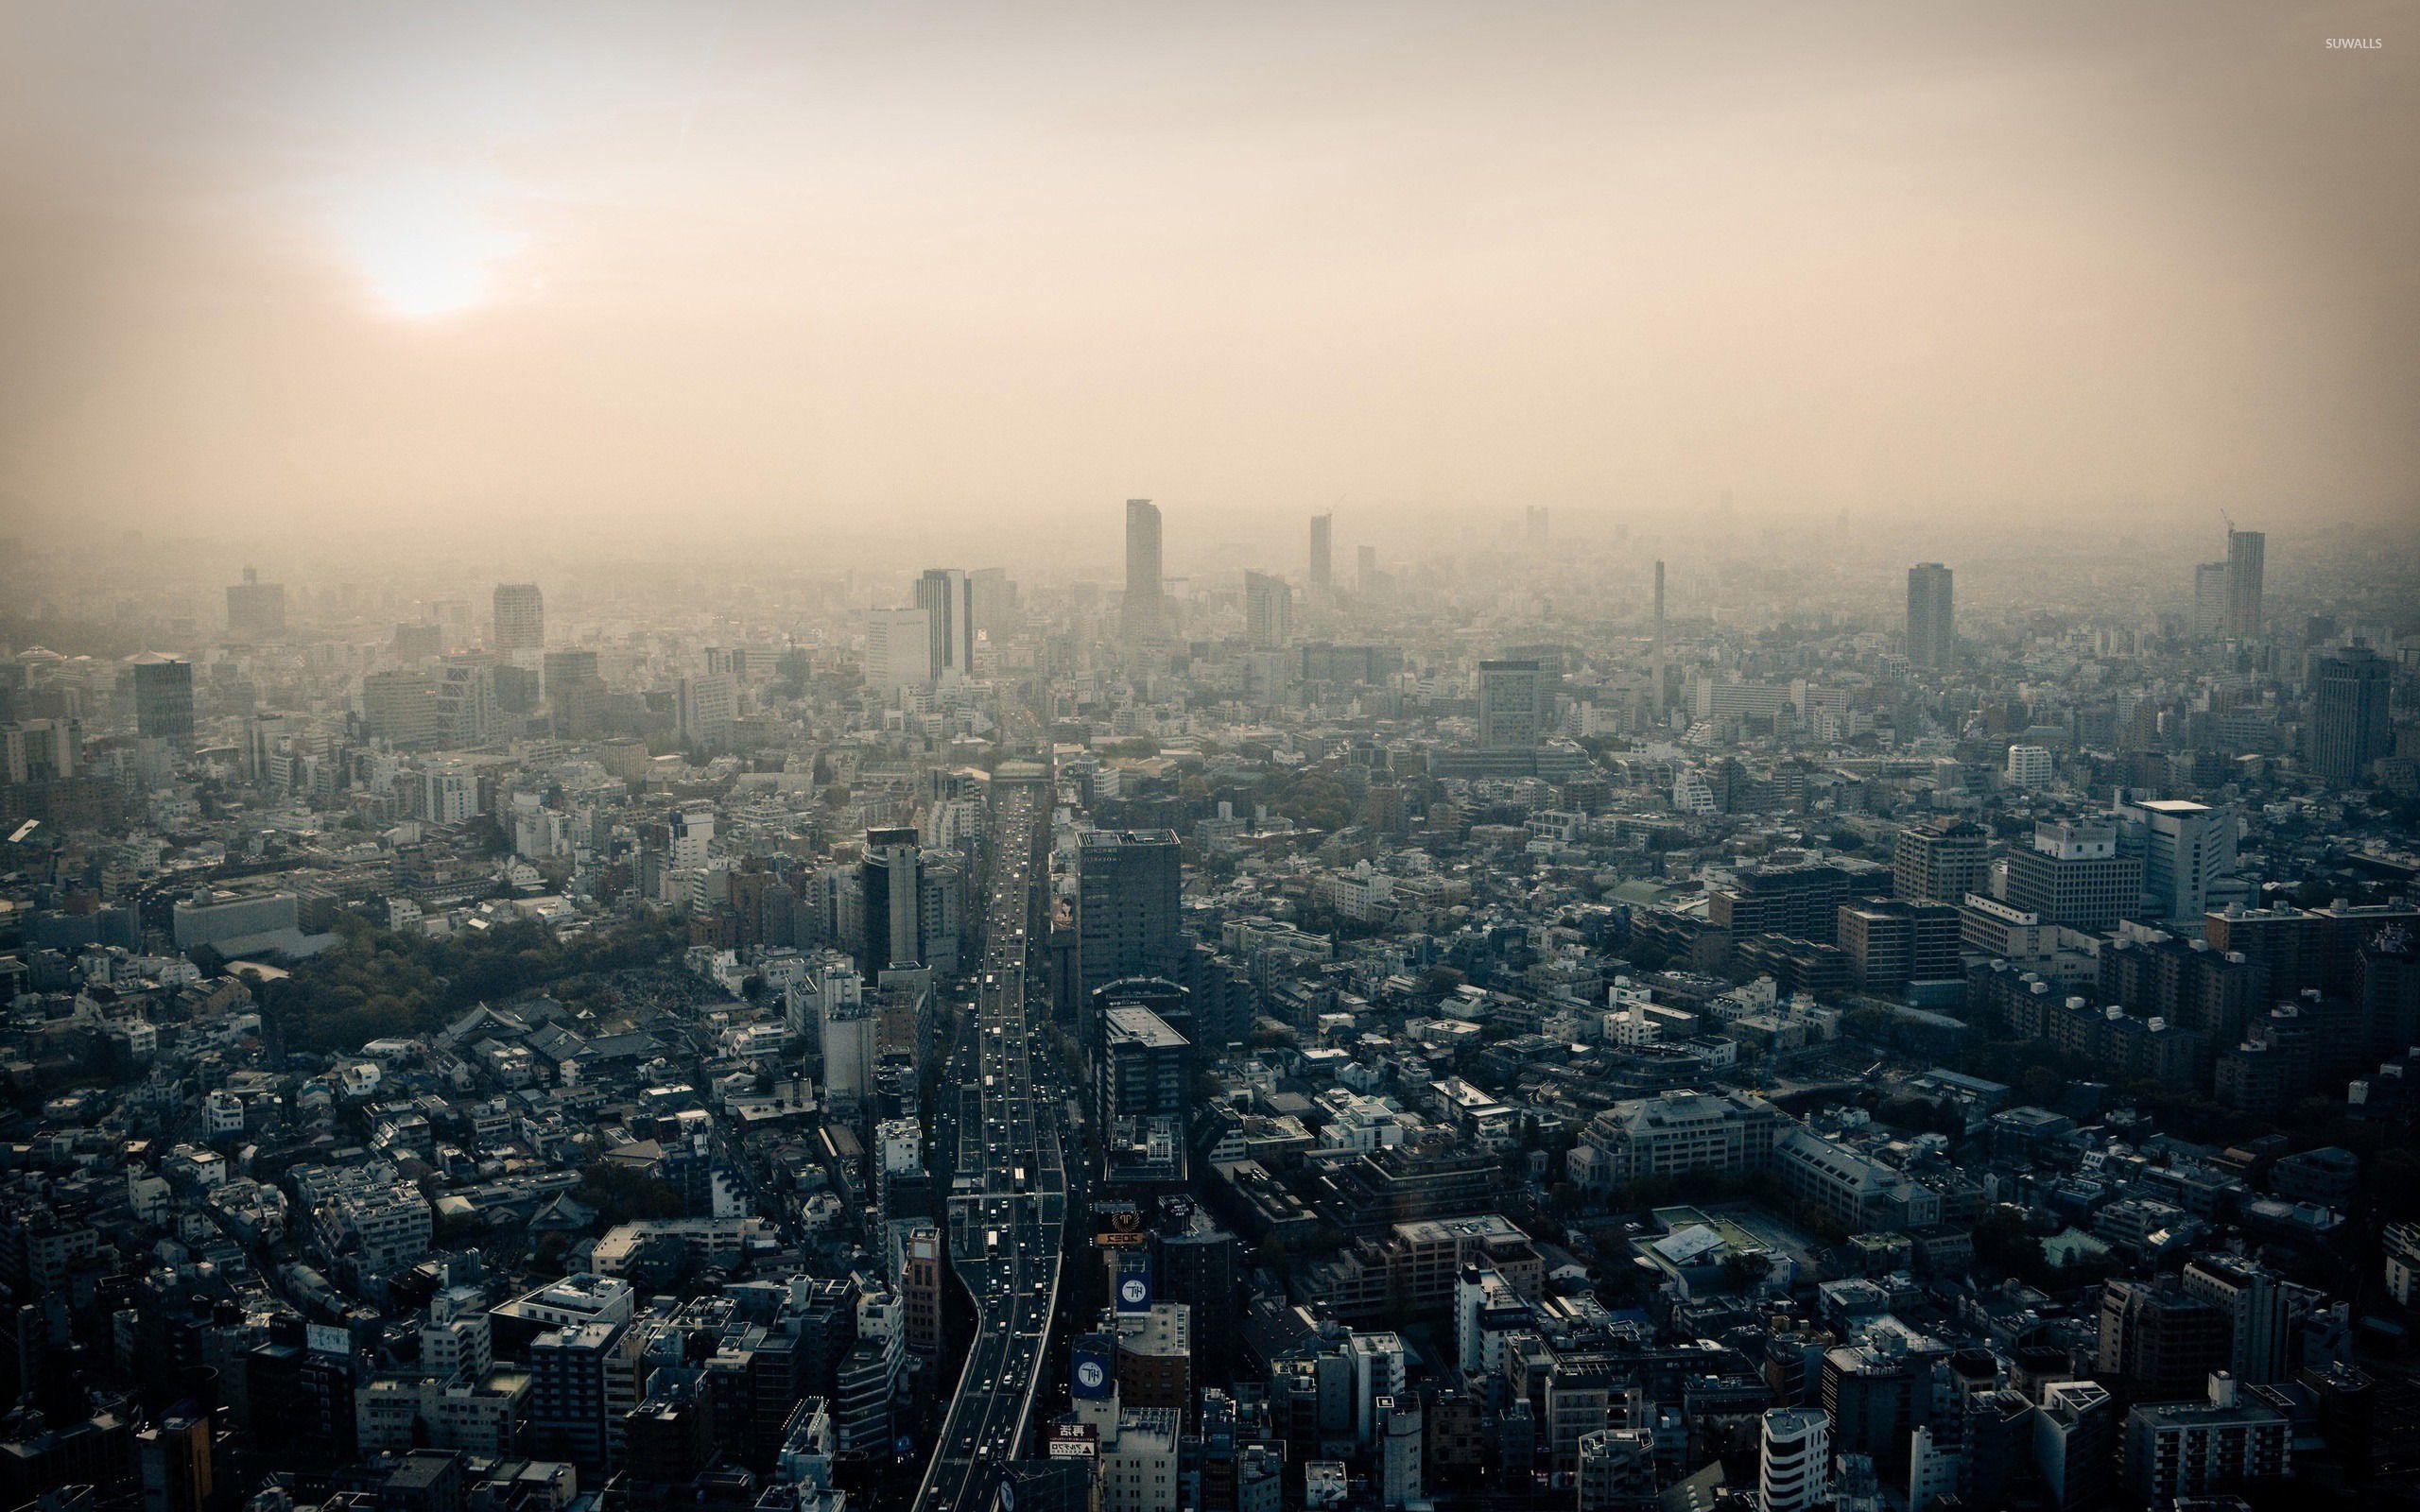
2 0 2413 541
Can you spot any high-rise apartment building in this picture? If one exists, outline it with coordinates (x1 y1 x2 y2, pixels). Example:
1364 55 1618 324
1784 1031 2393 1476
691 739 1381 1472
1123 498 1166 643
1100 1003 1190 1130
1244 572 1294 648
1707 862 1852 943
363 669 441 748
2098 1276 2229 1402
127 653 195 749
1308 514 1333 593
1477 660 1547 750
226 567 286 640
529 1319 640 1472
1907 563 1955 668
914 568 975 677
2224 528 2264 637
2308 643 2392 786
1835 900 1962 993
676 669 737 747
2181 1255 2298 1385
2035 1380 2117 1511
1893 817 1988 906
493 583 544 654
2122 1372 2289 1505
2007 745 2054 788
866 608 934 692
1077 830 1184 1008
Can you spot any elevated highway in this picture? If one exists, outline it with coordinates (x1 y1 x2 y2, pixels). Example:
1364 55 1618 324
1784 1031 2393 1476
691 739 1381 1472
913 761 1064 1512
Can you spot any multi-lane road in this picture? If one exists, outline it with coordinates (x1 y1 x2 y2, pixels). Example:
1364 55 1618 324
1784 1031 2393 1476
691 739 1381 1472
913 765 1068 1512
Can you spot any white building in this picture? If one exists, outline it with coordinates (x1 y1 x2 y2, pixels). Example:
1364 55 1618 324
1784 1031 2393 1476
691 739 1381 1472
676 671 738 747
1758 1407 1829 1512
2118 796 2238 925
669 808 716 868
866 609 935 693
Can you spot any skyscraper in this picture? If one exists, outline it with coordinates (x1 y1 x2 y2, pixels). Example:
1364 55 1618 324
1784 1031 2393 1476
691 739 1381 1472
2225 528 2264 638
1244 571 1294 648
127 653 195 749
914 568 975 677
2191 560 2229 635
493 582 544 653
969 566 1018 646
2308 642 2392 787
1524 506 1549 551
226 566 286 640
1651 559 1668 717
1476 659 1546 750
1123 498 1166 643
1906 563 1955 668
859 826 925 972
1308 514 1333 593
1077 829 1183 1008
1357 543 1378 593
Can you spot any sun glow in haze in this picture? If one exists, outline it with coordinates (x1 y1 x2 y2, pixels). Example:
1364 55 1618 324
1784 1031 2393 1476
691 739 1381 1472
334 181 526 320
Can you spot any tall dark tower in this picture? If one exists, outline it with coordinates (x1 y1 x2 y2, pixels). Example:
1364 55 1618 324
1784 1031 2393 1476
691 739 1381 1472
2308 643 2392 787
914 568 974 676
1652 559 1668 717
1122 499 1165 643
493 582 544 653
128 653 196 749
2225 529 2265 638
1076 829 1182 1014
1308 514 1333 593
1906 563 1955 668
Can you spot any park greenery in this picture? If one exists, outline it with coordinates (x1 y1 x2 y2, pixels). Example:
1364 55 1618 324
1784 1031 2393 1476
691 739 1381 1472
258 911 686 1053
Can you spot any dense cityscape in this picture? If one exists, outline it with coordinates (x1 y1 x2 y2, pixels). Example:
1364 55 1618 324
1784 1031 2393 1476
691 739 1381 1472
0 502 2415 1512
5 1 2415 1509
